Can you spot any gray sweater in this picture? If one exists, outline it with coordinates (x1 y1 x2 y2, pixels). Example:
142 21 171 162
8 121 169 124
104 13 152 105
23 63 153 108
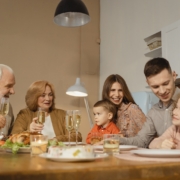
120 87 180 148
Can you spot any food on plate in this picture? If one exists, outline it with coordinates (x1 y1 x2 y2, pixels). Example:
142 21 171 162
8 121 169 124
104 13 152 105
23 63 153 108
1 132 65 154
2 131 32 154
0 140 5 146
48 139 65 147
9 131 31 145
2 131 41 153
48 145 95 158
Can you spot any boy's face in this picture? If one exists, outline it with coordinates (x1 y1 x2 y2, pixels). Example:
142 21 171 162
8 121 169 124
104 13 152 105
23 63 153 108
146 69 176 106
172 98 180 126
93 106 113 128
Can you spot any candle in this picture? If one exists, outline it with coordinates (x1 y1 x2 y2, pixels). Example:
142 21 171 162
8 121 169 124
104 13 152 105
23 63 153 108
30 135 48 156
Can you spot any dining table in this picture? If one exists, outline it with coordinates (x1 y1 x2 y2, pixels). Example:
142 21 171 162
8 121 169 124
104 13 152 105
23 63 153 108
1 149 180 180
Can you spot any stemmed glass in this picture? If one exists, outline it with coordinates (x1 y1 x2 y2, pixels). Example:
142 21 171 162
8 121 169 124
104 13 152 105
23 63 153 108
37 107 45 124
0 97 9 139
73 110 81 146
65 110 74 146
37 107 45 134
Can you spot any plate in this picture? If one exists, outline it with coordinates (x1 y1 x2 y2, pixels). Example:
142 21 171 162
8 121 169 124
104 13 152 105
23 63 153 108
131 149 180 158
93 145 137 151
63 142 86 146
39 153 109 162
6 147 31 153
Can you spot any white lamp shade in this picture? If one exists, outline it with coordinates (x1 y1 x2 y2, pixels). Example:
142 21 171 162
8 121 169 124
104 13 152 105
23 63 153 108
66 78 88 97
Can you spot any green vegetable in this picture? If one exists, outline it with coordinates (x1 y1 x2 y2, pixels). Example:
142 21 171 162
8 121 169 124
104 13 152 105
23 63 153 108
2 139 30 154
48 139 65 147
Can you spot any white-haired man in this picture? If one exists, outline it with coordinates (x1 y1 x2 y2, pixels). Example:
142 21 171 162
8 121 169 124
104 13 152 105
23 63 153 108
0 64 15 137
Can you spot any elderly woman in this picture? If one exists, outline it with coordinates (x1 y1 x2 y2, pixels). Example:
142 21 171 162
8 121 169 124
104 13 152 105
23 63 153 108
11 80 82 142
102 74 146 137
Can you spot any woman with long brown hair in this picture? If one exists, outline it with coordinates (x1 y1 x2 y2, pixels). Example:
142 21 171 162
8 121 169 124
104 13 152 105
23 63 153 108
102 74 146 137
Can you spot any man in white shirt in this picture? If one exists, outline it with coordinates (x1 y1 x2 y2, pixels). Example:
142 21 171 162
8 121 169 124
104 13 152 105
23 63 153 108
0 64 15 136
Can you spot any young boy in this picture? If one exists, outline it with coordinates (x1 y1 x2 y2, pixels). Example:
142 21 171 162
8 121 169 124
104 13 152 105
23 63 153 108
86 99 120 144
149 95 180 149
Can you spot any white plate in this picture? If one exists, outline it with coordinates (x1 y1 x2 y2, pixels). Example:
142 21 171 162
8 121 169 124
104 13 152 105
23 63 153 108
93 145 137 151
39 153 109 162
6 147 31 153
63 142 85 146
131 149 180 158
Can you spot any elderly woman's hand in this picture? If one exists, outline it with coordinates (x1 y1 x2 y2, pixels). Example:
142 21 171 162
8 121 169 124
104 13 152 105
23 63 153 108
30 117 44 132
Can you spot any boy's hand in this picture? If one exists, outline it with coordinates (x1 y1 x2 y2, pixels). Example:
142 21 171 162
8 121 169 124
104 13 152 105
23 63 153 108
93 140 103 145
118 131 124 137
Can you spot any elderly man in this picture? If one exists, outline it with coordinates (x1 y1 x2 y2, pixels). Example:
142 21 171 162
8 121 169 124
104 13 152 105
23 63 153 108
120 57 180 148
0 64 15 137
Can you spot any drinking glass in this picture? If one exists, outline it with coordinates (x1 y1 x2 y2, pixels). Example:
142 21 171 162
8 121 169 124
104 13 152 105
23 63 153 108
73 110 81 146
65 110 74 146
37 107 45 124
0 97 9 116
37 107 45 134
30 135 48 156
0 97 9 138
103 134 119 155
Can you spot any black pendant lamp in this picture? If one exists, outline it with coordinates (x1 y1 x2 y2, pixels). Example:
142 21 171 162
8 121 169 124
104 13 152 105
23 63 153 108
54 0 90 27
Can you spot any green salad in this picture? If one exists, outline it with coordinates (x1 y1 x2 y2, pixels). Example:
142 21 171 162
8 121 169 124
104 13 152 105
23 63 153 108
48 139 65 147
2 139 65 154
2 139 30 154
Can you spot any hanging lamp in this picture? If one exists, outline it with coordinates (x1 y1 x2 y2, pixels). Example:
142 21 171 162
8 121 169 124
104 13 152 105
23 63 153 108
54 0 90 27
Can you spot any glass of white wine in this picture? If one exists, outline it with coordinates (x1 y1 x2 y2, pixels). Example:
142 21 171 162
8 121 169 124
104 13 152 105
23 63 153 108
65 110 74 146
0 97 9 139
73 110 81 146
37 107 45 134
37 107 45 124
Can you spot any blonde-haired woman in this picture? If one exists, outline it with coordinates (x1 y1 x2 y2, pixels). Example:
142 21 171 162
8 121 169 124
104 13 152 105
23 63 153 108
11 81 82 142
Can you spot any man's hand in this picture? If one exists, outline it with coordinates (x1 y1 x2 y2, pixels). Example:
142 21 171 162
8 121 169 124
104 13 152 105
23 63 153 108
161 138 177 149
0 115 6 129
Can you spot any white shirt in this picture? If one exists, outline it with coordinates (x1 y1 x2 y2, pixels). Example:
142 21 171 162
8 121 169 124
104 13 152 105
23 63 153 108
41 115 56 139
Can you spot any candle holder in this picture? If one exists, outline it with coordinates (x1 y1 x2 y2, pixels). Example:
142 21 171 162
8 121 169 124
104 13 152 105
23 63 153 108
30 135 48 156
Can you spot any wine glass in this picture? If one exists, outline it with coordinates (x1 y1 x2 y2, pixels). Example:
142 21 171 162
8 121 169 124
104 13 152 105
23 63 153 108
36 107 46 134
73 110 81 146
0 97 9 139
65 110 74 146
